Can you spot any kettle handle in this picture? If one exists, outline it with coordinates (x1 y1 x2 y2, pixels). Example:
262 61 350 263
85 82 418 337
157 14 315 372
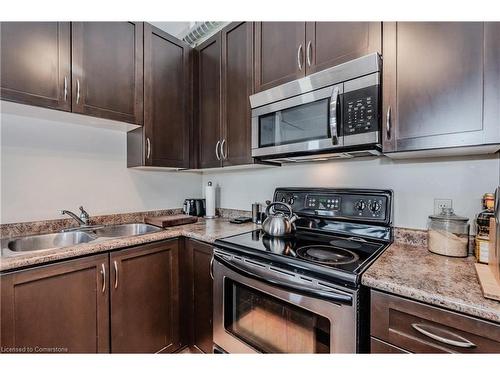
265 202 293 217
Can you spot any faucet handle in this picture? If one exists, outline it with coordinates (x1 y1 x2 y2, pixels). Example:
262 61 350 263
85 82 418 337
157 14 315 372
79 206 90 225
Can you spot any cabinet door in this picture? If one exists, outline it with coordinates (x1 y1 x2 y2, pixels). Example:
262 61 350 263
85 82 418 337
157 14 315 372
197 34 223 169
0 254 109 353
0 22 71 111
71 22 143 125
254 22 306 92
186 239 214 353
305 22 381 75
383 22 491 153
110 239 180 353
144 24 190 168
221 22 254 167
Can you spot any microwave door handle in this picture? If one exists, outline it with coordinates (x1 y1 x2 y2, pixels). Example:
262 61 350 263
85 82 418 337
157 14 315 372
330 86 340 145
214 254 352 306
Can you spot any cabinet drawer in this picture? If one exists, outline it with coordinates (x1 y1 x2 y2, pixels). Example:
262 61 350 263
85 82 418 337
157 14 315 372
371 290 500 353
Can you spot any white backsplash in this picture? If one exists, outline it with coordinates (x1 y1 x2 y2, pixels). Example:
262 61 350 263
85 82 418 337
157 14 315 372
202 154 500 231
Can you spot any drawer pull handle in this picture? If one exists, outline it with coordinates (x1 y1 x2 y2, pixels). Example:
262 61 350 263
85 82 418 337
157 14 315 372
411 323 476 348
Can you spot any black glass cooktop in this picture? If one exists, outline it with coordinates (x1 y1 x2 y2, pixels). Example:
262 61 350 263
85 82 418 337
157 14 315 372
215 229 386 276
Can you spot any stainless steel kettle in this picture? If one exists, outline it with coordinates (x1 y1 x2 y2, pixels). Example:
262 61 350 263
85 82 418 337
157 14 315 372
261 202 298 237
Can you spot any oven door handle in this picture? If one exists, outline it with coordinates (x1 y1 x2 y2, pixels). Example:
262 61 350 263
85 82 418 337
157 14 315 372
214 254 353 306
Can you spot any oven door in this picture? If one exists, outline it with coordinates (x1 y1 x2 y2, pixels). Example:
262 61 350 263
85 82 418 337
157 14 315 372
212 251 357 353
251 83 344 158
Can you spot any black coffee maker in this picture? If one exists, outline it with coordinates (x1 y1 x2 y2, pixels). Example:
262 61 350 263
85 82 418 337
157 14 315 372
183 199 206 217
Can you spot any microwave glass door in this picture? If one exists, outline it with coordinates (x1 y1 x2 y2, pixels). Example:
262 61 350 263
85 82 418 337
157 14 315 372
224 279 331 353
259 98 330 148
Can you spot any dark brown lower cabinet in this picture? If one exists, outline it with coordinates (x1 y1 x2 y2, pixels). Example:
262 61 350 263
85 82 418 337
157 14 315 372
0 254 109 353
184 239 214 353
370 290 500 353
110 239 181 353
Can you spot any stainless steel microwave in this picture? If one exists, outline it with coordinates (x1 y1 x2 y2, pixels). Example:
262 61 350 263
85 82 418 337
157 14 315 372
249 53 382 163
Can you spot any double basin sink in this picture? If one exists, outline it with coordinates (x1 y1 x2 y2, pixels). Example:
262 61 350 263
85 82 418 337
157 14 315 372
2 223 162 254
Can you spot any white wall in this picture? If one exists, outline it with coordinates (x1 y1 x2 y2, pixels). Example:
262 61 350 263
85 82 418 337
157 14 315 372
0 112 202 224
202 155 500 230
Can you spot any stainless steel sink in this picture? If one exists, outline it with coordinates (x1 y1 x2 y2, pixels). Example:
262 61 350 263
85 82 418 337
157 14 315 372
5 231 95 252
1 223 162 255
92 223 161 238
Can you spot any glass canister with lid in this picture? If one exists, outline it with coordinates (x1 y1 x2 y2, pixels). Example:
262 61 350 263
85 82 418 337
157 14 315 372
428 207 470 257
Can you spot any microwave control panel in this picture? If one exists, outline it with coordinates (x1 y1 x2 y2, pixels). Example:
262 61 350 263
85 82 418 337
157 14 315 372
343 85 379 135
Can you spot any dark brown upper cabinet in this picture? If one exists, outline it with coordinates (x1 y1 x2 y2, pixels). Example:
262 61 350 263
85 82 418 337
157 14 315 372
197 33 223 169
1 254 110 353
196 22 254 169
127 24 191 169
71 22 144 125
0 22 71 111
110 239 181 353
254 22 306 92
221 22 255 167
254 22 381 92
382 22 500 155
305 22 381 75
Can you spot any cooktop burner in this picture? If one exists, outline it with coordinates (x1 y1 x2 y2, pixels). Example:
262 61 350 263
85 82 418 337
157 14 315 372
296 245 360 265
215 229 387 277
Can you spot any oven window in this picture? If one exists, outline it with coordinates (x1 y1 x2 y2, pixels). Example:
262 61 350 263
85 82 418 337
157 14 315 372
224 280 331 353
259 98 330 148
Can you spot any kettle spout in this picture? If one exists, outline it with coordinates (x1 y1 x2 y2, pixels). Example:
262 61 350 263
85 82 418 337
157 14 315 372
290 214 299 224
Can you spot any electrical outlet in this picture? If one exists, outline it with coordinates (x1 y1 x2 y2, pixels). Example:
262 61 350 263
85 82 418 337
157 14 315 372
434 199 453 214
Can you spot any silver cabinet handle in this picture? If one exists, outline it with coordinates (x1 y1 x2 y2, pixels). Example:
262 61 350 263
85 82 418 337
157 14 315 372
306 40 312 67
146 137 151 159
215 140 221 161
297 44 304 71
113 260 119 289
64 76 68 102
100 263 106 293
76 79 81 104
386 106 392 139
221 138 227 160
329 86 340 145
209 255 214 280
411 323 476 349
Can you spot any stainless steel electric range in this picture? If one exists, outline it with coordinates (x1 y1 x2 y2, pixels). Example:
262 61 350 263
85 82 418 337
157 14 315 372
212 187 393 354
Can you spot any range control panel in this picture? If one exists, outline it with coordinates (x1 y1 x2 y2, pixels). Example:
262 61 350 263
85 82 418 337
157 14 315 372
273 188 391 224
343 85 379 135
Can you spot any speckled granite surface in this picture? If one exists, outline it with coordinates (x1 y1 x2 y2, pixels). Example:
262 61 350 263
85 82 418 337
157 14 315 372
362 243 500 323
0 218 257 272
0 208 183 239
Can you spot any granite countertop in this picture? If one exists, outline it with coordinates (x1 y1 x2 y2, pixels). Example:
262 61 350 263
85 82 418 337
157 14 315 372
362 242 500 323
0 218 258 272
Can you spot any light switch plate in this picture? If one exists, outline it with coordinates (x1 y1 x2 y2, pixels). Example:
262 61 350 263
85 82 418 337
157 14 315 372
434 199 453 214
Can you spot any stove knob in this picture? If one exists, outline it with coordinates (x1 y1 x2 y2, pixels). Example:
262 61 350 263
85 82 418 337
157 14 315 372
355 200 366 211
369 201 381 213
281 197 286 203
289 197 294 205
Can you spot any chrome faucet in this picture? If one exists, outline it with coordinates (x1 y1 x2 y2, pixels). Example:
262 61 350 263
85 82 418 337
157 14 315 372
61 206 91 227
